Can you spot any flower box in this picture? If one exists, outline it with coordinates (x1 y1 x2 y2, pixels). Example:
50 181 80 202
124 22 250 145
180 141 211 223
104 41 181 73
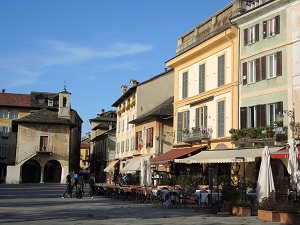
237 207 251 217
279 213 300 225
258 210 280 222
232 205 239 215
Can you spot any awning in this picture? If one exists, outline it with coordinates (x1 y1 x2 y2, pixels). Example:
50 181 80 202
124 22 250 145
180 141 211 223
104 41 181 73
270 146 300 159
103 160 119 172
150 146 205 166
120 156 150 173
174 147 283 164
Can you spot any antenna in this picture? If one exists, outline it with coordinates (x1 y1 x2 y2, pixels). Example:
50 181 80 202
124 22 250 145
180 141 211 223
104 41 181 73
63 81 67 91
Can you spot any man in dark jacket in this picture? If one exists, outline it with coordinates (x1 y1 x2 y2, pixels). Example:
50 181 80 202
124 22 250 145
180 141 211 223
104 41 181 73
88 173 95 198
62 171 72 198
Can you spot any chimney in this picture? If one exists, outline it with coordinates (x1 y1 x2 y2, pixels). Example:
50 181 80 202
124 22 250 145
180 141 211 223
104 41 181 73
121 85 127 94
2 89 6 93
102 109 105 114
130 79 138 87
86 132 91 140
165 68 168 72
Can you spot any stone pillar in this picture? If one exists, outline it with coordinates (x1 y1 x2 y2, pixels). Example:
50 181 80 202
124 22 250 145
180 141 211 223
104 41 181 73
6 165 21 184
40 166 44 183
61 165 69 184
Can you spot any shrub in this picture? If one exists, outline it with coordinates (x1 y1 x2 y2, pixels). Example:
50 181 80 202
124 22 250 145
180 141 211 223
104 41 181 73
257 196 278 211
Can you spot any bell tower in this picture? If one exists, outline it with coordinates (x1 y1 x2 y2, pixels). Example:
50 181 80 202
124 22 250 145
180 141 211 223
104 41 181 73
58 83 71 119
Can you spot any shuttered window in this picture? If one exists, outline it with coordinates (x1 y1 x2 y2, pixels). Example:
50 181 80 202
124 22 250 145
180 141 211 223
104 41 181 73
240 107 247 129
242 62 247 85
146 127 153 148
263 15 280 38
276 51 282 76
177 112 182 142
182 72 188 99
199 64 205 93
218 101 225 137
218 55 225 87
195 106 207 129
261 56 266 80
244 28 248 46
255 58 261 82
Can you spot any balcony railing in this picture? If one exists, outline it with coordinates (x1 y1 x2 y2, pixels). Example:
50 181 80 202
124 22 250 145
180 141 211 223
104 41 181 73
182 126 213 142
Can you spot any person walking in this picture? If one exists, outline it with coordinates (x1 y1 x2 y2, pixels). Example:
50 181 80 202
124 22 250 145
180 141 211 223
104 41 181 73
62 171 72 198
88 173 95 199
76 172 85 198
73 171 79 196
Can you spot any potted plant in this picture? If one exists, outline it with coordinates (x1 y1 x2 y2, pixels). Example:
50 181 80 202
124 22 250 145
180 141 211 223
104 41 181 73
220 176 240 213
235 198 252 217
257 196 280 222
278 200 300 225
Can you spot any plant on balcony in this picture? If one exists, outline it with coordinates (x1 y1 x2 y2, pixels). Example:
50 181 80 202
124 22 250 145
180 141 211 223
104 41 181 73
229 126 275 141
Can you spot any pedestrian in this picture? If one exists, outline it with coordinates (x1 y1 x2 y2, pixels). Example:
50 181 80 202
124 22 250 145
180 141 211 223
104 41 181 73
69 171 75 198
76 172 85 198
62 171 72 198
88 173 95 198
73 171 79 196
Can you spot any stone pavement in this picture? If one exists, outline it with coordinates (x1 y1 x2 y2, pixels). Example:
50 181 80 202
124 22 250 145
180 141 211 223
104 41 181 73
0 183 279 225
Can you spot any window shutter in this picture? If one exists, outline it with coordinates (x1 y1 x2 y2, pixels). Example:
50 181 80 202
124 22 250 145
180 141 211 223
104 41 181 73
135 132 138 150
195 108 199 128
261 56 266 80
255 58 261 82
276 51 282 76
260 104 266 127
204 106 207 128
182 72 188 99
187 110 190 129
218 101 224 137
263 20 267 39
275 15 280 34
244 28 248 46
149 127 153 147
177 112 182 142
242 62 248 85
199 64 205 93
255 24 259 42
218 55 225 86
240 107 247 129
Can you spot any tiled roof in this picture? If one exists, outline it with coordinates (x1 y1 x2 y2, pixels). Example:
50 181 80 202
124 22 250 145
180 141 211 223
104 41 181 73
129 97 174 124
89 110 117 122
30 91 59 108
0 93 31 107
12 108 75 127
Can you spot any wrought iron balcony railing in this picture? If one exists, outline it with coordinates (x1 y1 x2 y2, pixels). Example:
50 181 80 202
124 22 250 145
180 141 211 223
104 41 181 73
182 127 213 142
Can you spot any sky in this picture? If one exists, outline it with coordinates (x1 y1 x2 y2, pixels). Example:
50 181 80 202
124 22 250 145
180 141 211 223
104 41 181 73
0 0 233 135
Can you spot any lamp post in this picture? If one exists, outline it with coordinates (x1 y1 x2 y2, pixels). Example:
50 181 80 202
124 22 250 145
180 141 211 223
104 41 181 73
235 157 246 201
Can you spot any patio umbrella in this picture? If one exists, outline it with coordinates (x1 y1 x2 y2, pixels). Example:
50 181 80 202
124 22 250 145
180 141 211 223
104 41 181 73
145 158 152 186
140 157 145 186
288 138 298 191
256 146 275 202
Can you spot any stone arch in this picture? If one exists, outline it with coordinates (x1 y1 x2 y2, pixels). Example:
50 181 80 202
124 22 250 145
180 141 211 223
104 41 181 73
21 160 41 183
44 160 61 183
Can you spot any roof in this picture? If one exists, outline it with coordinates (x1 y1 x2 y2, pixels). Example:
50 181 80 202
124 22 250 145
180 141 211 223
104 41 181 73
12 108 75 127
30 91 59 108
89 110 117 122
112 68 174 107
175 147 283 164
270 146 300 159
150 146 205 165
129 97 174 124
0 93 31 107
81 142 90 149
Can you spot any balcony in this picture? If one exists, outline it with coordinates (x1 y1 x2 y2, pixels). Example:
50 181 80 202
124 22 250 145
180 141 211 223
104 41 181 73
182 127 213 143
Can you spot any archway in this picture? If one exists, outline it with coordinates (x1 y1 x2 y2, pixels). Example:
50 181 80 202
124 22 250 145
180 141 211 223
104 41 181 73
22 160 41 183
44 160 61 182
0 163 6 183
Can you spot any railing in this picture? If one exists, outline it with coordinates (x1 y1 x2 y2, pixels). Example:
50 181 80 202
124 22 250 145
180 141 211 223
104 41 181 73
182 126 213 142
15 145 39 165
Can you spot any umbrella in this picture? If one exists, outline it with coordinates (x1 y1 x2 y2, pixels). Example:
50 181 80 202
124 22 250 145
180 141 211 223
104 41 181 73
140 157 145 186
256 146 275 202
288 138 298 191
146 158 152 186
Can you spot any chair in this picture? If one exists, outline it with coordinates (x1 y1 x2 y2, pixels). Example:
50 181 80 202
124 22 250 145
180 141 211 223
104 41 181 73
181 195 197 208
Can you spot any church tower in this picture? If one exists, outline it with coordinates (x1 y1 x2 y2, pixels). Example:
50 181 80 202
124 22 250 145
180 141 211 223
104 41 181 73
58 84 71 120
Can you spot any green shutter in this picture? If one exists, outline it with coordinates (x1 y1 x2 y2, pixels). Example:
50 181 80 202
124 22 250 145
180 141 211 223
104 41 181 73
182 72 188 99
177 112 182 142
218 101 224 137
199 64 205 93
195 108 199 128
204 106 207 128
218 55 225 86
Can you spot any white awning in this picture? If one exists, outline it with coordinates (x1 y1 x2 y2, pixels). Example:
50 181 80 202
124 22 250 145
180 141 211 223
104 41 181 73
104 160 119 172
120 156 150 173
174 147 283 164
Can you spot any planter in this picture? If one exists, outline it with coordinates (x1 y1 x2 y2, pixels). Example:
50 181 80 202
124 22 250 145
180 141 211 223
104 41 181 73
258 210 280 222
232 205 239 215
223 201 232 213
237 207 251 217
280 212 300 225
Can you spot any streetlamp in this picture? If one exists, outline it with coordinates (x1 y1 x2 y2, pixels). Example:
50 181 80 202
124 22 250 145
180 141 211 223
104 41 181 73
234 157 246 201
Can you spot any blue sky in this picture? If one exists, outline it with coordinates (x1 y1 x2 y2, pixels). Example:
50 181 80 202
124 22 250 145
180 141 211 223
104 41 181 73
0 0 232 135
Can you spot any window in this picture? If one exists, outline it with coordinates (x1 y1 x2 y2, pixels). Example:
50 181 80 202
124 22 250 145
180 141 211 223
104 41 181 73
263 16 280 39
199 64 205 93
1 126 10 138
248 60 256 84
195 106 207 128
267 103 276 126
37 98 46 104
244 24 259 46
131 137 134 151
182 72 188 99
121 141 124 153
0 109 8 119
248 106 257 128
182 111 190 131
125 139 129 151
218 101 225 137
40 136 48 151
135 131 142 150
218 55 225 86
63 97 67 107
9 110 19 119
117 143 120 154
146 127 153 148
0 146 8 157
177 111 190 142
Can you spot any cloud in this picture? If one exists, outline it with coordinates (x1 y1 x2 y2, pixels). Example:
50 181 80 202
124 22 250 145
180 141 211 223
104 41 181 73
0 39 153 88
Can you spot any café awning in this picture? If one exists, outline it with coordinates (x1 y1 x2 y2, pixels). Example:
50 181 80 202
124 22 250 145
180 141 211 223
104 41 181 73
174 147 283 164
150 146 205 166
270 146 300 159
103 160 119 172
120 156 150 173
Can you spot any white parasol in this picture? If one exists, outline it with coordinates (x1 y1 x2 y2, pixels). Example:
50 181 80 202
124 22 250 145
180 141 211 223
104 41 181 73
140 157 145 186
146 158 152 186
256 146 275 202
288 138 298 191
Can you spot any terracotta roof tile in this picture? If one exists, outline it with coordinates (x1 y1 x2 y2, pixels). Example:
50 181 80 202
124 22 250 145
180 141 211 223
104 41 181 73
0 93 31 107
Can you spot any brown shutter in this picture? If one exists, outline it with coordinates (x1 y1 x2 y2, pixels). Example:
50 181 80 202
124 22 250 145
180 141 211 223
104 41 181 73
240 107 247 129
255 24 259 42
263 20 267 39
275 15 280 34
244 28 248 46
256 105 261 127
261 56 266 80
243 62 248 85
277 51 282 76
260 104 266 127
256 58 261 82
135 132 138 150
276 101 283 127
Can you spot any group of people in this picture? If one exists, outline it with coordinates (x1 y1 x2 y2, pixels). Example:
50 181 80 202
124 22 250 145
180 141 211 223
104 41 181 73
62 171 95 199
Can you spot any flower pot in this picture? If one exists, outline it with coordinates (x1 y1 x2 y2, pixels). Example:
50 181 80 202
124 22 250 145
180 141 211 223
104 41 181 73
280 213 300 225
257 209 266 220
237 207 251 217
223 201 232 213
262 211 280 222
232 205 239 215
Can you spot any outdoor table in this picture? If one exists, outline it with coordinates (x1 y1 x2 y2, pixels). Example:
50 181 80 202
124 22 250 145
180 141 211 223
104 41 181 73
194 190 222 206
161 189 180 207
